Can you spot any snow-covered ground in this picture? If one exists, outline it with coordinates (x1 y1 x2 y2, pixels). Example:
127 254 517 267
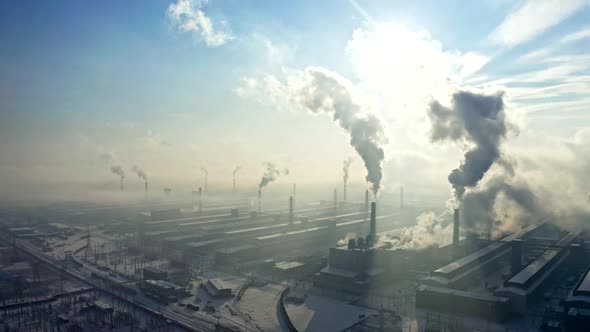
237 282 287 332
286 295 376 332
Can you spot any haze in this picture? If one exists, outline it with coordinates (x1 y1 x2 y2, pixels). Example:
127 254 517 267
1 1 590 331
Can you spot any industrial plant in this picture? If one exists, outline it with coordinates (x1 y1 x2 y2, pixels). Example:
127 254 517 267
0 175 588 332
2 0 590 331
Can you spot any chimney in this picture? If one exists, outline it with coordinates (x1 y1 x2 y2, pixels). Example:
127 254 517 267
347 238 356 249
289 196 294 224
343 180 347 203
120 177 124 192
453 208 460 246
365 190 369 212
370 202 377 243
334 188 338 208
400 186 404 209
198 187 203 214
452 208 461 259
258 189 261 216
145 180 148 193
511 239 523 275
233 175 236 195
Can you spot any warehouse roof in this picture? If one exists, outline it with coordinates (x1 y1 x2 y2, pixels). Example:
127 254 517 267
184 238 224 249
257 226 327 241
574 267 590 296
216 244 257 254
507 249 560 289
275 261 305 270
418 284 510 303
224 223 288 235
433 224 544 279
507 232 575 290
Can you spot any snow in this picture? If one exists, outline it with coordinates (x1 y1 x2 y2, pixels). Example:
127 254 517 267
237 283 287 331
285 295 376 332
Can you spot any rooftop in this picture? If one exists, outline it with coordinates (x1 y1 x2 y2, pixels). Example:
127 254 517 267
506 249 560 289
207 278 230 291
275 261 305 270
574 267 590 296
216 244 257 254
184 238 224 249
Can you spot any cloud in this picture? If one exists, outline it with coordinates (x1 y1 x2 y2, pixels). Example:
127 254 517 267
487 0 587 47
167 0 234 47
560 25 590 43
459 52 491 77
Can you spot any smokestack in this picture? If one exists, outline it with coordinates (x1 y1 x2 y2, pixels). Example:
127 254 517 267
343 182 347 203
369 202 376 243
365 189 369 212
289 196 294 224
453 208 460 246
400 186 404 209
233 166 241 195
198 187 203 214
334 188 338 208
145 180 148 193
258 189 261 216
511 239 523 275
120 177 124 192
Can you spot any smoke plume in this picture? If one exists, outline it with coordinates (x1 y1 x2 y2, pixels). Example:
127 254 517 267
378 211 453 250
132 165 147 181
233 166 241 176
343 157 354 185
110 166 126 179
259 162 288 189
337 232 358 247
292 67 386 196
461 175 542 237
428 90 509 201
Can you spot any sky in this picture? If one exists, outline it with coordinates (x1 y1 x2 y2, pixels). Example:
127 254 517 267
0 0 589 204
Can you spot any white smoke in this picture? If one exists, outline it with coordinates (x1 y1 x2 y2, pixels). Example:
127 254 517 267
337 232 358 247
110 166 126 179
291 67 387 196
378 211 454 250
343 156 354 185
132 165 147 181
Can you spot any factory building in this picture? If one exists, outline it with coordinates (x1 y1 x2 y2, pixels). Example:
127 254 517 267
416 222 590 324
142 266 168 281
416 285 510 321
215 244 259 265
273 261 308 278
7 227 35 237
204 278 232 298
315 202 458 294
47 223 75 235
566 265 590 331
422 224 543 289
495 232 578 313
140 279 186 303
